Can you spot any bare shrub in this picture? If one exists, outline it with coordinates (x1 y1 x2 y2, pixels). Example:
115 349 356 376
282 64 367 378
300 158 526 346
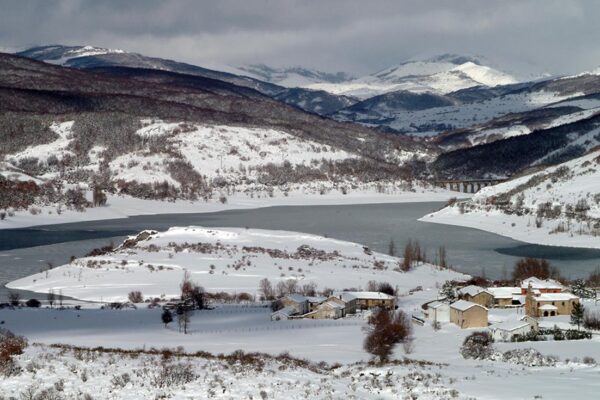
128 291 144 303
363 309 412 363
153 362 196 388
0 329 27 375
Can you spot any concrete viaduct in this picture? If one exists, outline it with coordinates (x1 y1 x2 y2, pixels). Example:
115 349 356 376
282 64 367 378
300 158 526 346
435 179 507 193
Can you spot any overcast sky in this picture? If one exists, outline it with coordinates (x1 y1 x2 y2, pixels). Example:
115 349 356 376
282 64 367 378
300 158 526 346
2 0 600 77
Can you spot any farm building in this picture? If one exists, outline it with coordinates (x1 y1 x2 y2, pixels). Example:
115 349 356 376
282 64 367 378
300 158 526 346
525 288 579 317
271 306 299 321
520 277 563 295
281 294 310 314
449 300 488 329
487 287 524 308
326 295 357 314
489 319 537 342
457 285 494 307
304 301 346 319
337 291 396 310
424 301 450 323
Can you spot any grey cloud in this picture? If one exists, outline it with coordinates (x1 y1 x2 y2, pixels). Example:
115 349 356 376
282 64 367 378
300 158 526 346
1 0 600 76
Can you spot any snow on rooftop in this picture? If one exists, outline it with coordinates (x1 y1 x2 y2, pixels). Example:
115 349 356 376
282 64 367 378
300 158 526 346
487 287 521 299
427 301 449 309
490 320 530 332
286 293 307 303
535 293 579 301
458 285 490 297
450 299 486 312
521 277 563 289
273 306 298 316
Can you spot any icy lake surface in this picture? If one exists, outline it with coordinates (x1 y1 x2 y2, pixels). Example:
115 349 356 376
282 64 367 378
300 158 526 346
2 202 600 299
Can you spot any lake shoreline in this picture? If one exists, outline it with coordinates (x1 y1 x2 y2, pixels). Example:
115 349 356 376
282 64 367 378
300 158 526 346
0 187 460 230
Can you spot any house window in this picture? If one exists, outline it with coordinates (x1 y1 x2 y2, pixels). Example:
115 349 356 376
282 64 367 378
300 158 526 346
552 302 555 306
562 302 565 306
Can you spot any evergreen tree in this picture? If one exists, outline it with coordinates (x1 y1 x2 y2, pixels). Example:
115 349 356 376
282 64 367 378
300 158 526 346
439 281 456 302
161 309 173 328
571 279 595 299
571 302 585 330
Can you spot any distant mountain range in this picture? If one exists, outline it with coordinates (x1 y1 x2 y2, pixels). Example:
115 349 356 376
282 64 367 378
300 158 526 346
232 64 355 87
9 44 600 184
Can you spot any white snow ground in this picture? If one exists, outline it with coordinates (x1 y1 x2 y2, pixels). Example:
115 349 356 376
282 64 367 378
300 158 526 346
422 150 600 249
6 226 468 302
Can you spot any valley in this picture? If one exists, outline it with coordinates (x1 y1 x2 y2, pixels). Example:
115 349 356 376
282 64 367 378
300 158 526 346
3 7 600 397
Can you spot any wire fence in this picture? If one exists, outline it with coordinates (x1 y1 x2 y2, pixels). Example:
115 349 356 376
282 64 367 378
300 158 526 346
186 319 365 335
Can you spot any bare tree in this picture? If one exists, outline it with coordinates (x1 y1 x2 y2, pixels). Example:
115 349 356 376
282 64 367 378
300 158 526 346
47 290 56 308
366 280 378 292
301 282 317 297
402 240 414 271
437 246 447 269
512 258 561 282
177 306 192 334
7 292 20 306
259 278 274 300
180 271 194 300
179 270 204 309
388 239 396 257
284 279 298 295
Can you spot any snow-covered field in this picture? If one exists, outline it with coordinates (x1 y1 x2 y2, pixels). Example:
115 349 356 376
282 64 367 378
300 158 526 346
3 226 600 398
422 149 600 249
6 226 468 302
2 294 600 398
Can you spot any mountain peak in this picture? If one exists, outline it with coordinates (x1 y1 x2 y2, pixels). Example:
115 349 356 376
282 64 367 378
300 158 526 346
409 53 483 66
17 44 125 65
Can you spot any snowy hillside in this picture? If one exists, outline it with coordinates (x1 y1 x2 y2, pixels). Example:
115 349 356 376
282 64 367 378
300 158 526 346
423 149 600 248
307 54 518 99
437 104 600 150
7 226 467 301
335 83 581 136
1 114 448 228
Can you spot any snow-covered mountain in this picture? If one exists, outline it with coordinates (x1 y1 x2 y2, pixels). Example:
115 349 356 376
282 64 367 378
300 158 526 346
233 64 354 87
424 148 600 249
0 52 437 224
15 45 360 115
16 44 283 96
306 54 518 99
17 44 125 65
